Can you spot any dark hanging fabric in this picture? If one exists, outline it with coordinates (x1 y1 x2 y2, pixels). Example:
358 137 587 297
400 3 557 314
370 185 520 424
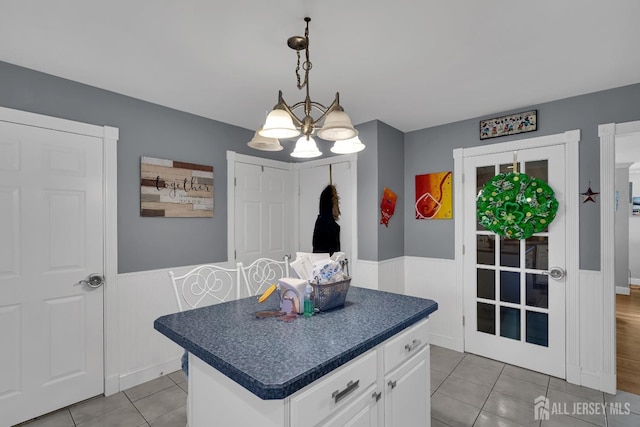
312 185 341 255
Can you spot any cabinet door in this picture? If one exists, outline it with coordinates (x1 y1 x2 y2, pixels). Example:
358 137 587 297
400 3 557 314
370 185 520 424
384 346 430 427
321 384 379 427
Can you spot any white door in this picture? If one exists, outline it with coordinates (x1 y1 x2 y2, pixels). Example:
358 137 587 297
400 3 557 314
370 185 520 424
234 162 293 266
0 121 104 425
463 144 566 378
299 162 352 260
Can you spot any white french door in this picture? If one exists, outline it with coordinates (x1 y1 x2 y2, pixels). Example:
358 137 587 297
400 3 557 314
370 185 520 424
0 120 105 425
463 144 567 378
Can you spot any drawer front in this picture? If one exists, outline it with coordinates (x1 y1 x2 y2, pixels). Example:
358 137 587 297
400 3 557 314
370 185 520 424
383 318 429 374
290 350 377 426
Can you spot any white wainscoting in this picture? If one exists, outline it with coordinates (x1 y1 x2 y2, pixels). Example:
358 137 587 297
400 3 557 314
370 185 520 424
116 262 235 391
353 259 380 290
579 269 616 393
404 257 462 352
113 259 611 394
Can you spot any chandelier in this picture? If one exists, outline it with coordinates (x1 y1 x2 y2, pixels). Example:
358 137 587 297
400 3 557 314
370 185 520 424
247 17 365 158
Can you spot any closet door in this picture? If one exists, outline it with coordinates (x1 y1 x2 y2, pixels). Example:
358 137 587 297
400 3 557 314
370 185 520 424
234 162 293 267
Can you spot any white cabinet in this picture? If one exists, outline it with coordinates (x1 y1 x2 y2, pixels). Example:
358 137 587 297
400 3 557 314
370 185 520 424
320 384 380 427
189 318 431 427
384 346 430 427
291 351 378 427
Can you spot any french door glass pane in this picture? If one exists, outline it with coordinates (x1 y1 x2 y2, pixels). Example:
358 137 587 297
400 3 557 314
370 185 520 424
477 269 495 300
500 306 521 340
526 311 549 347
500 239 520 268
477 302 495 335
500 271 520 304
477 235 495 265
525 160 548 181
525 236 548 270
476 166 495 231
526 273 548 308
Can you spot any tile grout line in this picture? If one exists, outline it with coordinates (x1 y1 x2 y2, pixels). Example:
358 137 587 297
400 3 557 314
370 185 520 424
471 360 506 427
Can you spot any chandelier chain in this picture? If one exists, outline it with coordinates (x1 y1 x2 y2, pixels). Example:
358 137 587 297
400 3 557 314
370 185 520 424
295 23 311 90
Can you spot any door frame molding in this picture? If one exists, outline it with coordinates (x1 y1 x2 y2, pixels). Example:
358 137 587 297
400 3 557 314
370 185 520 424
454 130 580 383
0 106 119 395
599 120 640 394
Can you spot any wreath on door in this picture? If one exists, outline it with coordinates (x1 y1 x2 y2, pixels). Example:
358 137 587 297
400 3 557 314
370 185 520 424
476 172 558 239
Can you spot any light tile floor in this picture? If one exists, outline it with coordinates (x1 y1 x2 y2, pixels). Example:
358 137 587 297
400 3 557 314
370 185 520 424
16 345 640 427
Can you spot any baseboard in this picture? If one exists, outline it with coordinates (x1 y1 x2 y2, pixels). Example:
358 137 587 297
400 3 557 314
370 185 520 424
630 278 640 286
430 332 463 353
104 374 120 397
601 372 617 395
580 370 602 391
616 286 631 295
566 363 581 385
119 358 182 391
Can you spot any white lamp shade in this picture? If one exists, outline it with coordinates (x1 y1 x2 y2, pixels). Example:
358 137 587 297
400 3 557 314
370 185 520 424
330 136 366 154
247 128 283 151
290 136 322 158
317 110 358 141
260 109 300 139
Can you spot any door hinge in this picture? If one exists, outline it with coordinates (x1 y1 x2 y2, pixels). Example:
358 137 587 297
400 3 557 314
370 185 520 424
234 177 237 187
462 245 465 255
261 165 264 172
463 316 465 326
234 250 237 260
462 173 465 184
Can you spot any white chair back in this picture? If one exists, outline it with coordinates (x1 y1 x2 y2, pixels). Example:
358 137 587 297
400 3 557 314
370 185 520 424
240 256 290 297
169 263 243 312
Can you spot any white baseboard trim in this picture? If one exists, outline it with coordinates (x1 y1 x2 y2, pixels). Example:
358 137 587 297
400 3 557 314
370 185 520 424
430 333 462 352
104 374 120 397
566 363 581 385
601 372 617 395
630 277 640 286
119 358 182 391
580 370 602 392
616 286 631 295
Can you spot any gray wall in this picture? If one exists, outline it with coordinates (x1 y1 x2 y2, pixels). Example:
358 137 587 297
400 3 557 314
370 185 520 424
355 121 378 261
404 83 640 270
377 121 404 260
4 60 640 272
0 61 295 273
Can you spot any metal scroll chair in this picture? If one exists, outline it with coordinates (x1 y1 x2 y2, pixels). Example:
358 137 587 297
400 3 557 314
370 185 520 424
168 263 243 427
240 256 290 297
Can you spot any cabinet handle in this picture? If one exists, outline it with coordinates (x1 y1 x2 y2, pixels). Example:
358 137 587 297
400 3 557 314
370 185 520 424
388 380 397 389
372 391 382 402
404 338 422 352
332 379 360 404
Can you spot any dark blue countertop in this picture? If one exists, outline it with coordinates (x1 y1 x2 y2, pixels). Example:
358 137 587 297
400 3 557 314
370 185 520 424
154 286 437 400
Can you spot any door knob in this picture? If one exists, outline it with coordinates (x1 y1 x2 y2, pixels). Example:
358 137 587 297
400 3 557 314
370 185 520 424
544 267 565 280
78 274 105 289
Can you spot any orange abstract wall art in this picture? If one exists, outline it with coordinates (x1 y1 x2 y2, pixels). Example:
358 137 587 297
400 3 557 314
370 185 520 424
415 171 453 219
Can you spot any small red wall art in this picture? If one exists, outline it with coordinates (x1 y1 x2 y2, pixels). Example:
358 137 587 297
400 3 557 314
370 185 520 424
380 187 397 227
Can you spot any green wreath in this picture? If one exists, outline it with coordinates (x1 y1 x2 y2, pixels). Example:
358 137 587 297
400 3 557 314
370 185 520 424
477 172 558 239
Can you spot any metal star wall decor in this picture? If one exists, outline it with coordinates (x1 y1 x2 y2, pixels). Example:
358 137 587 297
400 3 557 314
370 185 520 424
581 182 599 203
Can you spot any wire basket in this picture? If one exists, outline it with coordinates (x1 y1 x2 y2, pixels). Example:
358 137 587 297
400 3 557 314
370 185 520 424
310 277 351 311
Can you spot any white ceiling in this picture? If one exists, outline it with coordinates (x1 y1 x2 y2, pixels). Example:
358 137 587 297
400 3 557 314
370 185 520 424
1 0 639 133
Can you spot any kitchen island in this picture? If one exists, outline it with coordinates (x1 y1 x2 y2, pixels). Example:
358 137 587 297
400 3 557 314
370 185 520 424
155 286 438 426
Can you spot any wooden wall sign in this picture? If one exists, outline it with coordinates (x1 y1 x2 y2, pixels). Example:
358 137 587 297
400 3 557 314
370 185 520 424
140 156 213 217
